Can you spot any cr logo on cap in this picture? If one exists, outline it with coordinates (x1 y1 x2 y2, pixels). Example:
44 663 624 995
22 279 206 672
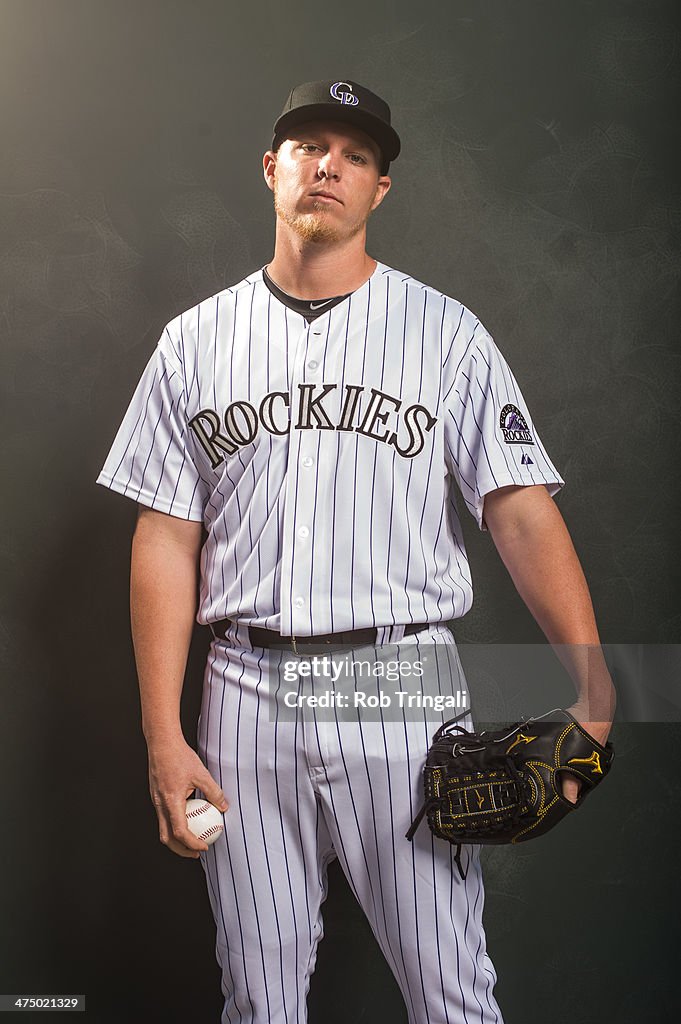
330 81 359 106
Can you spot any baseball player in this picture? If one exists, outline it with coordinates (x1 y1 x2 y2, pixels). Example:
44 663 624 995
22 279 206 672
97 79 615 1023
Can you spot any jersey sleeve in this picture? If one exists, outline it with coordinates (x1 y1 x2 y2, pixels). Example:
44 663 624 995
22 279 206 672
95 326 209 521
443 319 565 531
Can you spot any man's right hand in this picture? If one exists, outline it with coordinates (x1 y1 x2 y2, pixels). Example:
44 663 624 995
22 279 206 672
147 735 229 859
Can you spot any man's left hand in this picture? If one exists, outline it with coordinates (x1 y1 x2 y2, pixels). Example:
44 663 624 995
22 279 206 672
560 704 613 804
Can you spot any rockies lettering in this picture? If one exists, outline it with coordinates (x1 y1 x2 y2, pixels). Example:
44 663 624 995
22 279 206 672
188 383 438 468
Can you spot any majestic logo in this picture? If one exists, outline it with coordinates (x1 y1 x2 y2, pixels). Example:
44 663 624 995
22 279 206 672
499 403 534 445
188 383 438 469
330 81 359 106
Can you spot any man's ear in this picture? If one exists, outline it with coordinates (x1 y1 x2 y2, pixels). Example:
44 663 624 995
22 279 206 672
370 175 392 211
263 151 277 193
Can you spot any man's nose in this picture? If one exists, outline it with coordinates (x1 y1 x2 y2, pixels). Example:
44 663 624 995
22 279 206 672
316 150 341 179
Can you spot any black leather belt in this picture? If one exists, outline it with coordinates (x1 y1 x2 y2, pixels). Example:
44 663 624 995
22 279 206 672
210 620 430 655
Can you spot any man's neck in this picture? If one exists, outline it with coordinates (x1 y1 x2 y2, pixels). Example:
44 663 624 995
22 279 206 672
266 228 377 299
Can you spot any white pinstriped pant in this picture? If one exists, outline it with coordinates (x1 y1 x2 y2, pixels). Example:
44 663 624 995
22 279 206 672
196 623 504 1024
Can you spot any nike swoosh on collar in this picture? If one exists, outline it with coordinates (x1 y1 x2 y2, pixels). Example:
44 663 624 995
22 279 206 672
309 299 335 310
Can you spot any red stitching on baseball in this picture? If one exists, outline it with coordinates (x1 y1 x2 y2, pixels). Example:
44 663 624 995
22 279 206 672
187 802 212 819
198 824 223 840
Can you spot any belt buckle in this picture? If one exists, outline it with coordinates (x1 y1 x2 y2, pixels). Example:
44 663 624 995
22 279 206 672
290 635 324 656
290 634 332 656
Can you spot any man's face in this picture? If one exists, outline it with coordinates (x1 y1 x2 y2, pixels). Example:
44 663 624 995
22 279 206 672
263 120 392 244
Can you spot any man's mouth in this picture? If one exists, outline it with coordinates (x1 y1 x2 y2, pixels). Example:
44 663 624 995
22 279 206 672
309 191 342 204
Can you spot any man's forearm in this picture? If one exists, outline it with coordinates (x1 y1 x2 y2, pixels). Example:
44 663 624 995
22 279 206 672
483 485 616 721
130 508 203 744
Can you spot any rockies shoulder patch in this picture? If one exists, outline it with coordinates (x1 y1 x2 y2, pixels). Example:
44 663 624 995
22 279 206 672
499 404 534 445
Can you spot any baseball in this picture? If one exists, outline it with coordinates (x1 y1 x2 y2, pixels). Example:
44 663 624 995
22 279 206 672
185 799 224 846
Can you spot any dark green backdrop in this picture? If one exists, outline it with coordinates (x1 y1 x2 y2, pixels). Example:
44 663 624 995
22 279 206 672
1 1 679 1021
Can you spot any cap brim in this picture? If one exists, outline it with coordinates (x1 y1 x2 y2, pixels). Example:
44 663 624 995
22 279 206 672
272 103 400 172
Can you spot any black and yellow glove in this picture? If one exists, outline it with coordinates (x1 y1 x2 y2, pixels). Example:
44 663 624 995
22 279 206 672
406 708 615 880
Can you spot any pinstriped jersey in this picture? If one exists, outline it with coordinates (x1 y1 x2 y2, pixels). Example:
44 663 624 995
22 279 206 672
96 261 564 635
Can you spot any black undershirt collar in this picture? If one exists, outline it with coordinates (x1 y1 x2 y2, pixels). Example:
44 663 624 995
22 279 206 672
262 266 352 324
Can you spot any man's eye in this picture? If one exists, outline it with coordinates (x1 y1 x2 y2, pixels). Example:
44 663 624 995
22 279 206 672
349 154 367 164
301 144 320 152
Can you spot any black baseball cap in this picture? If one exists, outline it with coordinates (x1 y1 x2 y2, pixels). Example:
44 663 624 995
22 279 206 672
271 79 400 175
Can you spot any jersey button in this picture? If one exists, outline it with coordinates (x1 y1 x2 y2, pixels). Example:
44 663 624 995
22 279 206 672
307 359 318 370
298 526 309 539
294 597 305 608
301 456 314 468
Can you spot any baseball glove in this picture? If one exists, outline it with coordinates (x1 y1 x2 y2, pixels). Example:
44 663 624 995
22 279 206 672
406 708 614 880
